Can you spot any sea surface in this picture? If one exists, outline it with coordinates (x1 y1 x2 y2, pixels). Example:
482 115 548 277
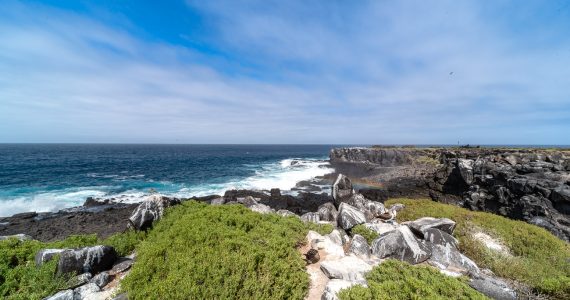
0 144 338 217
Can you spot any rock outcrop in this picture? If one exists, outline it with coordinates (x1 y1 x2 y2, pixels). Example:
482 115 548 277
128 195 181 231
56 245 117 275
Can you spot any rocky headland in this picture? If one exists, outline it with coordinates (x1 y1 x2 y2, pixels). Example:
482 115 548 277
330 146 570 241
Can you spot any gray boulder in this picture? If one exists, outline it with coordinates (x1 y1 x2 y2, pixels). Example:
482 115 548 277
364 222 397 236
406 217 456 236
337 203 366 230
44 290 74 300
327 230 344 245
73 282 100 300
318 202 338 222
128 194 180 231
35 249 67 266
249 203 274 214
457 159 475 185
68 272 92 289
301 212 320 223
90 271 112 288
237 196 258 207
210 197 225 205
423 228 458 248
332 174 354 208
371 226 431 264
427 243 479 276
320 255 372 281
57 245 117 275
109 258 134 275
469 275 517 300
348 234 370 259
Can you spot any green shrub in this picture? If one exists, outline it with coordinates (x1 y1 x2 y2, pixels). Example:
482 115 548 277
351 224 378 244
0 230 145 299
339 260 488 300
385 199 570 299
121 201 330 299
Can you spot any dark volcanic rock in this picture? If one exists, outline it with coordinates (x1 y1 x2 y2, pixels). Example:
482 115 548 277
337 203 366 230
57 245 117 275
317 202 338 222
128 195 181 231
371 226 431 265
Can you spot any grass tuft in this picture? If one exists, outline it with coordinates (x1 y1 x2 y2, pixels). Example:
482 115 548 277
351 224 379 244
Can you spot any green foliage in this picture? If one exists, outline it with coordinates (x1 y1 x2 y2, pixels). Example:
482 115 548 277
351 224 378 244
305 221 335 236
121 201 326 299
385 199 570 299
0 230 145 299
339 260 488 300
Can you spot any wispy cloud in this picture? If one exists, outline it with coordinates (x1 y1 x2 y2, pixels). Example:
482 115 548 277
1 0 569 144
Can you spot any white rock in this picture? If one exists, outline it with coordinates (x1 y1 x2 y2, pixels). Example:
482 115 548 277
321 279 365 300
406 217 456 235
364 222 397 236
337 203 366 230
249 203 274 214
45 290 74 300
327 230 344 246
320 255 372 281
73 283 100 300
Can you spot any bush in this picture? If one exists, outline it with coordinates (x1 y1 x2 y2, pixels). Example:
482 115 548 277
385 199 570 299
0 230 145 299
339 260 488 300
351 224 378 244
121 201 331 299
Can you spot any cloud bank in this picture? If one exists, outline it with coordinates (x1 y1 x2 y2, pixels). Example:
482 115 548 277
1 0 569 144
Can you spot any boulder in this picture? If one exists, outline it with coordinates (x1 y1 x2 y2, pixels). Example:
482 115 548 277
321 279 365 300
363 222 397 236
320 255 372 281
423 228 458 248
307 231 345 258
35 249 67 266
73 282 100 299
457 159 475 185
57 246 117 275
371 226 431 265
301 212 320 223
276 209 297 217
209 197 226 205
249 203 274 214
337 203 366 230
90 271 111 288
109 258 134 275
406 217 456 236
348 234 370 259
469 275 517 300
318 202 338 222
551 186 570 204
237 196 258 207
327 230 344 246
45 290 74 300
427 243 479 276
68 272 92 289
128 195 180 231
332 174 354 208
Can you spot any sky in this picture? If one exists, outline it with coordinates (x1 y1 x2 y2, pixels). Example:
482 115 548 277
1 0 570 145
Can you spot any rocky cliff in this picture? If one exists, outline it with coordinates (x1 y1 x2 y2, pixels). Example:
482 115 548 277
330 147 570 241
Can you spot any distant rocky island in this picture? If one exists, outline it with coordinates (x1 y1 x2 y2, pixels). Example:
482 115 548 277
1 146 569 300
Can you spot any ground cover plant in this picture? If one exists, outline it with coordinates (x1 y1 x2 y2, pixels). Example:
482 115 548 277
385 199 570 299
339 260 488 300
121 201 332 299
351 224 378 244
0 231 145 299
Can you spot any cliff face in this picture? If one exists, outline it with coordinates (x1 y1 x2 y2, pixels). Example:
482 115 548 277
330 147 570 241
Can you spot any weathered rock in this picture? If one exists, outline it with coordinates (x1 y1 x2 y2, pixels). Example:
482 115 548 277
388 203 405 213
371 226 431 264
249 203 274 214
406 217 456 236
364 222 397 236
83 197 109 207
276 209 297 217
73 282 100 300
327 230 344 246
209 197 225 205
320 255 372 281
11 211 38 219
109 258 134 275
427 243 479 276
90 271 111 288
128 195 180 231
57 246 117 275
423 228 458 248
469 275 517 300
68 272 93 289
35 249 67 266
321 279 365 300
318 202 338 222
457 159 475 185
45 290 74 300
0 233 33 241
307 231 345 258
348 234 370 259
332 174 354 208
301 212 320 223
337 203 366 230
305 249 320 264
237 196 258 207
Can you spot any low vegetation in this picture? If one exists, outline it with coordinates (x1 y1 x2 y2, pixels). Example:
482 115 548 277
385 199 570 299
339 260 488 300
121 201 332 299
351 224 378 244
0 231 146 299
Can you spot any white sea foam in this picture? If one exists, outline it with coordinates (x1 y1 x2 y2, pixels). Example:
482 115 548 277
0 158 334 216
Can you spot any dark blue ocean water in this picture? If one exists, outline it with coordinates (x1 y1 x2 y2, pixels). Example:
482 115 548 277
0 144 336 216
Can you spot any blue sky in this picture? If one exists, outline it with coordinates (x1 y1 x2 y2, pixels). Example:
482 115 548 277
1 0 569 144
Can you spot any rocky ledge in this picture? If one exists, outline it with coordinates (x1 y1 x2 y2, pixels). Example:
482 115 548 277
330 147 570 241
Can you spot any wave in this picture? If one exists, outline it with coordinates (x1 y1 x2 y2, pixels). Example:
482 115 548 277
0 158 334 216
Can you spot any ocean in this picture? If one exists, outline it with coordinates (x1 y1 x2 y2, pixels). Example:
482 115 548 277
0 144 337 217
